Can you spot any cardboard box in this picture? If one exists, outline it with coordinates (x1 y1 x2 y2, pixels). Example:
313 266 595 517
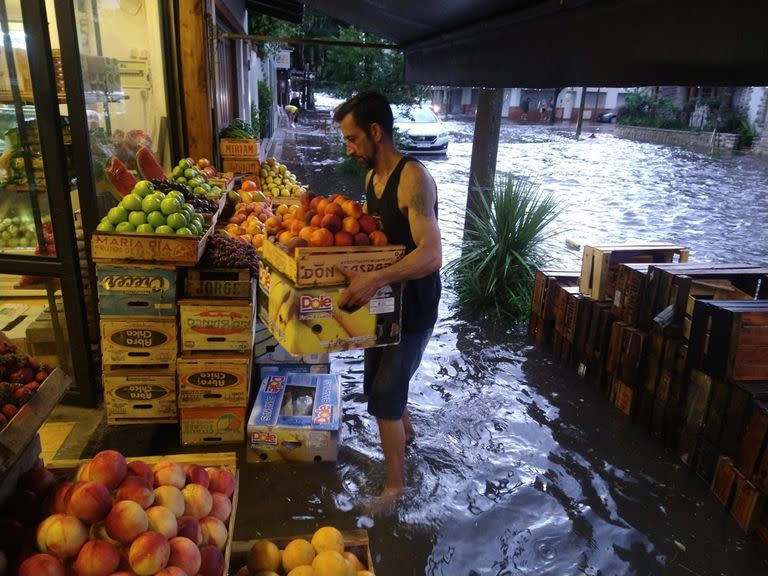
247 373 342 462
254 339 329 365
179 298 256 352
262 237 405 287
103 366 178 424
100 318 178 365
177 352 251 407
258 263 401 355
219 138 259 158
257 363 330 384
96 263 177 317
180 406 246 446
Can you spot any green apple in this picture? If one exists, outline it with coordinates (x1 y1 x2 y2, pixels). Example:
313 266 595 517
142 195 162 214
166 212 188 230
96 221 115 232
132 180 154 198
193 186 206 197
167 190 184 201
175 177 187 184
147 211 166 228
175 227 193 236
184 168 198 179
155 225 175 235
107 206 128 225
160 197 182 216
128 211 147 227
136 223 154 234
121 194 144 212
115 221 135 233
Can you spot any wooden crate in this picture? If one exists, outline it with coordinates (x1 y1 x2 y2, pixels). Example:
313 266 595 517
731 472 767 533
230 529 374 574
737 398 768 480
179 406 246 446
48 452 238 574
702 374 731 445
222 158 261 173
100 317 178 365
579 244 689 302
529 270 581 346
96 263 178 317
688 300 768 382
91 219 217 267
719 382 768 457
618 327 647 388
103 365 178 425
647 264 768 325
179 298 256 352
184 267 254 299
711 455 738 508
682 369 713 431
177 351 251 407
219 138 259 158
262 237 405 288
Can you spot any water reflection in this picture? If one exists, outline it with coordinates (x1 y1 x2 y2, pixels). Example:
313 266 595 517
275 119 768 575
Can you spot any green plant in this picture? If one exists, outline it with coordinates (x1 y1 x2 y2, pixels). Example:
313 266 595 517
446 173 563 320
257 81 273 139
250 101 259 134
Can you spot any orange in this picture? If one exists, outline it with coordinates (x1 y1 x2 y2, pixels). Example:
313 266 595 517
241 179 259 191
252 234 264 248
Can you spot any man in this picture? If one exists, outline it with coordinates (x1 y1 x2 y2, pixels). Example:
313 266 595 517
333 91 442 499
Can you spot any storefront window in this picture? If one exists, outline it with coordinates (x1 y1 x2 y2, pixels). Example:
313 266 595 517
71 0 171 218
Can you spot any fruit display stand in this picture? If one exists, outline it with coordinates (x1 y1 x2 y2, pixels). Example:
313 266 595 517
46 450 239 575
230 528 375 574
0 366 70 504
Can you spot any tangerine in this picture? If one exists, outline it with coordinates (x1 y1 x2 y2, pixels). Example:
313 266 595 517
241 179 259 191
311 527 344 555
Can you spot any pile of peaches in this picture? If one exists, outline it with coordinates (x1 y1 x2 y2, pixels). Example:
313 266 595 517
223 190 388 254
5 450 236 576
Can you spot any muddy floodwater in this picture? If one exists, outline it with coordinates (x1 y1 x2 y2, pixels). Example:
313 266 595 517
234 115 768 576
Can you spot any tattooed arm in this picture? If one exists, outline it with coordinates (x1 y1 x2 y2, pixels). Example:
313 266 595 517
338 162 442 308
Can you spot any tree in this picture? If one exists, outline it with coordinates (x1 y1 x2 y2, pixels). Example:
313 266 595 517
318 27 429 106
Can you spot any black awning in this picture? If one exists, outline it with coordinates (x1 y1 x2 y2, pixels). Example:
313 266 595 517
247 0 304 24
305 0 768 87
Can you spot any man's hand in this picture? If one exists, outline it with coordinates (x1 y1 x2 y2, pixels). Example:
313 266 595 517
336 265 382 311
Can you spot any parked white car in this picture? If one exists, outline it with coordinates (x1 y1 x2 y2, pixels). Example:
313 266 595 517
392 105 449 155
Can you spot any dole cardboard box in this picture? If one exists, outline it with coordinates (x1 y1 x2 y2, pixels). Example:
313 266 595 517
256 362 330 387
96 263 178 317
247 373 341 462
255 338 330 365
258 262 401 355
177 352 251 407
180 406 246 446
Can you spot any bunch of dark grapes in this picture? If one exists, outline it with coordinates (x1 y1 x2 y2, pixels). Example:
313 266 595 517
149 179 218 214
201 233 259 275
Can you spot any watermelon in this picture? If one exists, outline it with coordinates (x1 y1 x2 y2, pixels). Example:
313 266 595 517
136 145 166 180
105 156 137 197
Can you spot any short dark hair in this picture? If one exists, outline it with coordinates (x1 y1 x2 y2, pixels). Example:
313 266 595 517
333 90 394 139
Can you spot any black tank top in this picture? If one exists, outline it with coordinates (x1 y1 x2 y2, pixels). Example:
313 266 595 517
366 156 441 332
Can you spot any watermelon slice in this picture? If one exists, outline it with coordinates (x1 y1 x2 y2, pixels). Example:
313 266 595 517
136 145 167 180
105 156 137 197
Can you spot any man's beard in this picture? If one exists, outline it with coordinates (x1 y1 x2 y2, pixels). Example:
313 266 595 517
355 141 377 169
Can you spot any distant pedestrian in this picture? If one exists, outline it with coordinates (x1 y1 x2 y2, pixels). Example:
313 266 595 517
521 97 530 121
539 99 548 122
285 104 299 126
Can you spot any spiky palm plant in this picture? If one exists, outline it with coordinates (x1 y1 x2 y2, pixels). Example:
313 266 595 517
447 172 562 320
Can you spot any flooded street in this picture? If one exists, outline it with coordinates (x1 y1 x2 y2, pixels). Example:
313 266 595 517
243 116 768 576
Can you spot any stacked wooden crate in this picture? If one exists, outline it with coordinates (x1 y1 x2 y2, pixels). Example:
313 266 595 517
177 267 256 446
219 138 260 175
96 263 179 425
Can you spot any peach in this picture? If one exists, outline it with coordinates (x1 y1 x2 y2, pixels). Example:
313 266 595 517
36 513 59 552
153 460 186 489
19 465 57 497
155 568 188 576
310 213 323 228
324 202 344 219
129 531 170 575
19 553 65 576
209 492 232 523
342 200 363 219
153 485 185 517
42 513 88 558
176 515 202 545
50 481 76 514
76 461 91 481
146 505 179 539
353 232 371 246
88 450 128 489
309 227 334 247
321 213 342 233
200 516 228 550
181 484 213 519
73 540 120 576
183 464 210 488
89 521 120 546
198 544 224 576
341 216 360 235
117 476 155 509
369 230 388 246
168 536 201 575
334 231 353 246
127 460 154 485
358 214 377 235
206 468 236 498
68 481 113 522
106 500 149 544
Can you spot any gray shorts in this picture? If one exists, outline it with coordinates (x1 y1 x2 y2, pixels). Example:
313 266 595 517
363 329 432 420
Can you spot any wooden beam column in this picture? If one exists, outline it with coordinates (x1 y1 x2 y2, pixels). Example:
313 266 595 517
463 88 503 241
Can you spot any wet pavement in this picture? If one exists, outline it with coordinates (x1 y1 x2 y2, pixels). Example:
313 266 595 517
71 113 768 576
